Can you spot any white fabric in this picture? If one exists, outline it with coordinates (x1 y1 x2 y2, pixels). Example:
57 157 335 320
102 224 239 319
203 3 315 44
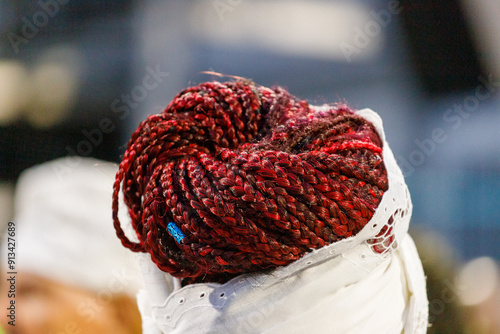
11 157 142 294
135 108 429 333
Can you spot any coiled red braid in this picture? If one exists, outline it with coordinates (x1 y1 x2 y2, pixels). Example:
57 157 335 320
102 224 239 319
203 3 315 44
113 79 388 284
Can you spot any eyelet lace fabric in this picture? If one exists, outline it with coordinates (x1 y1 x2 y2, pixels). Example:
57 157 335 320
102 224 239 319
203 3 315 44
134 108 428 334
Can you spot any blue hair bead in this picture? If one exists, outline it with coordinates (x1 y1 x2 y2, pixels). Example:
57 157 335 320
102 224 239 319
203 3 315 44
167 222 186 243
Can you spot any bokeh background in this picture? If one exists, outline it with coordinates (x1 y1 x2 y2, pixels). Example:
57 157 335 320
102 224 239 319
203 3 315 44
0 0 499 333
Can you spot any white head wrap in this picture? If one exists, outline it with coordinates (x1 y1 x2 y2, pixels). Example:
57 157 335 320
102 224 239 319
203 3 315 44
134 109 429 333
11 157 142 295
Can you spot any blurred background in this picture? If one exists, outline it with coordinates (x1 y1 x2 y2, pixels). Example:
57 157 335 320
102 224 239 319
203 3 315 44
0 0 499 333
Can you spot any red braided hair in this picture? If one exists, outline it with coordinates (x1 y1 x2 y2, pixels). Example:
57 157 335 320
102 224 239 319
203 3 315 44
113 79 388 284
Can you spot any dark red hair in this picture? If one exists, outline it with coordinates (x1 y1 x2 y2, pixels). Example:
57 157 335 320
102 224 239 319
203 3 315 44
113 80 388 284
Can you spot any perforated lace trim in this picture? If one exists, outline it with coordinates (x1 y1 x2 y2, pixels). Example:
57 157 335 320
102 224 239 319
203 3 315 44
367 207 410 257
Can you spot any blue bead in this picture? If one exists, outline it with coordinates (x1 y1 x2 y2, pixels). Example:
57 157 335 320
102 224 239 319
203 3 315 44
167 222 186 243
